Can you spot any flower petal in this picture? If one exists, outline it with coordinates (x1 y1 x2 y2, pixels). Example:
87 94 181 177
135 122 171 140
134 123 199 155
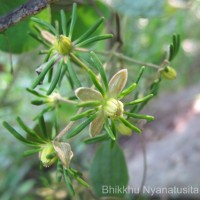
89 110 104 137
53 141 73 169
75 87 103 101
41 30 55 45
108 69 128 97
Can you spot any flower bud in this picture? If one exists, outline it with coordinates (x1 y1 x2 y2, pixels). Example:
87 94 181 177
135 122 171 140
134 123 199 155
161 66 177 80
54 35 72 55
104 98 124 118
117 122 132 136
39 143 57 167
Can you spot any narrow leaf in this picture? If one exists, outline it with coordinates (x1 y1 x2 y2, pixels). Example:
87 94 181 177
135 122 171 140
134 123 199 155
66 114 97 139
77 101 101 107
47 60 63 95
84 134 109 144
126 94 153 105
135 66 145 84
3 121 35 145
31 57 56 89
75 17 104 44
66 59 81 88
90 51 109 90
39 115 48 139
63 169 75 196
70 109 95 121
124 112 154 121
104 118 116 141
60 10 67 35
23 148 41 156
31 17 57 35
119 83 137 99
119 117 141 134
76 34 113 47
69 3 77 39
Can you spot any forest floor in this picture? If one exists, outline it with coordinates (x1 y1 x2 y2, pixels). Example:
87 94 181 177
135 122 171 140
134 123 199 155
123 83 200 199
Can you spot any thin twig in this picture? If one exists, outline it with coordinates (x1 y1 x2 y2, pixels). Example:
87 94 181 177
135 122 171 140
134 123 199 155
0 0 55 32
74 47 160 69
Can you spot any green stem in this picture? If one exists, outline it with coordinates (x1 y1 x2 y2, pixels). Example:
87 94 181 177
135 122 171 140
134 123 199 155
74 47 160 69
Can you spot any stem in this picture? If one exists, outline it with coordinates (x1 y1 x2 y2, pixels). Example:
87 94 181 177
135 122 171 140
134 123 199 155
74 47 160 69
69 53 89 71
57 97 77 105
55 108 83 141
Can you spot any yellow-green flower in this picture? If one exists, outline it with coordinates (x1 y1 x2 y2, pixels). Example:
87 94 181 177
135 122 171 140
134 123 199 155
75 69 154 139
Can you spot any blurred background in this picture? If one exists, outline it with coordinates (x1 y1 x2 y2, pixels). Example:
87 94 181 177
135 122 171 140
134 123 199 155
0 0 200 199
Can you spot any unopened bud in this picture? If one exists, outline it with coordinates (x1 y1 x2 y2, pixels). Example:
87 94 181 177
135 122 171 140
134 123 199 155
39 143 57 167
161 66 177 80
54 35 72 55
104 98 124 118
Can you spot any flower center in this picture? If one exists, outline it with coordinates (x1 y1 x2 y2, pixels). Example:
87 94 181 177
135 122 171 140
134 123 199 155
104 98 124 118
54 35 72 55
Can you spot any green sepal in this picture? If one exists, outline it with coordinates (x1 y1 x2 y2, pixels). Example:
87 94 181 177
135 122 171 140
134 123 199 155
76 34 113 47
84 133 109 144
68 3 77 39
66 113 98 139
126 94 153 105
124 112 154 121
75 17 104 44
119 117 141 134
46 60 63 95
31 17 57 35
31 56 56 89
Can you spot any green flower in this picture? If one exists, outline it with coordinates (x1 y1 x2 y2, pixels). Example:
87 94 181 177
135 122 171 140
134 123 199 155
30 3 113 95
3 117 73 168
75 69 154 139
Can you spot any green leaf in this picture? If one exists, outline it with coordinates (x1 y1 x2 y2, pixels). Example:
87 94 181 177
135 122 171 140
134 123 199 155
0 3 50 53
31 17 57 35
38 115 48 139
16 117 44 142
84 134 109 144
47 60 63 95
124 112 154 121
90 141 129 198
104 118 116 141
135 66 145 84
77 101 101 108
66 113 98 139
126 94 153 105
119 117 141 134
69 3 77 39
63 169 75 196
119 83 137 99
23 148 41 156
74 17 104 44
90 51 109 90
66 59 81 88
31 56 56 89
60 10 67 35
70 109 95 121
2 121 36 145
76 34 113 47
